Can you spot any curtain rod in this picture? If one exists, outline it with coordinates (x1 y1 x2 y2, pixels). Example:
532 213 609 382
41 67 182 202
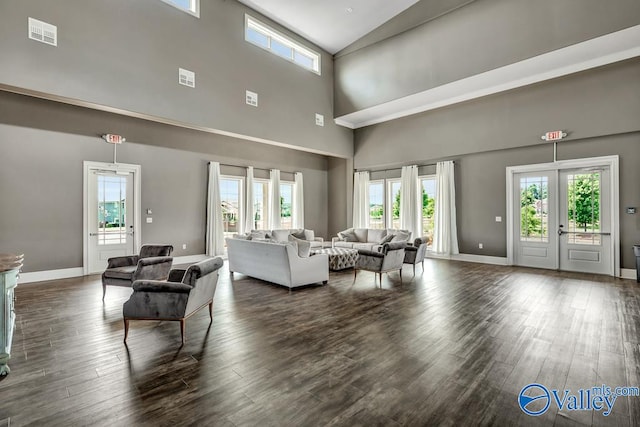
355 160 454 174
216 162 298 175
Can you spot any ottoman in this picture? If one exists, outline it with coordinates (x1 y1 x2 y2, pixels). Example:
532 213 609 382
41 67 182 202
311 247 358 271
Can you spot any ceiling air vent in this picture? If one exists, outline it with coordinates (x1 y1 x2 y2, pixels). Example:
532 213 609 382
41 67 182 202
178 68 195 88
28 17 57 46
246 90 258 107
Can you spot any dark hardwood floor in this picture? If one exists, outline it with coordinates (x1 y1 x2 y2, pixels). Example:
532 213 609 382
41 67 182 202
1 259 639 426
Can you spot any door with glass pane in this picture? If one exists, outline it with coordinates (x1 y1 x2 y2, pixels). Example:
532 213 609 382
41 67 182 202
513 171 557 270
88 171 135 273
220 177 243 240
558 168 611 275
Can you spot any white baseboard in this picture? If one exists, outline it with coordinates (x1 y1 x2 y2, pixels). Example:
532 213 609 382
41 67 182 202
427 252 508 266
19 254 210 284
621 268 638 280
19 267 85 284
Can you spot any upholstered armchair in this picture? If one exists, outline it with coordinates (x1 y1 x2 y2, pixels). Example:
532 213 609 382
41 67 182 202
404 236 429 274
355 242 406 284
101 244 174 300
123 257 224 345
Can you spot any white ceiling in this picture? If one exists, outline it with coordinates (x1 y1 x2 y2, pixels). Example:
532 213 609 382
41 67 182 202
236 0 420 54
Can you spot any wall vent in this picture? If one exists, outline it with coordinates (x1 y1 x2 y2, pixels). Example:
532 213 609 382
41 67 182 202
28 17 57 46
178 68 195 88
246 90 258 107
315 113 324 127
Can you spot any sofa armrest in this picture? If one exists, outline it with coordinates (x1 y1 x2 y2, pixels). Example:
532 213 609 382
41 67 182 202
132 256 173 281
132 280 192 293
357 249 384 258
106 255 139 269
331 237 343 247
313 237 324 242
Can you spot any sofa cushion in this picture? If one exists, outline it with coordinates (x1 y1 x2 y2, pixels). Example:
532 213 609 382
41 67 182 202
378 234 395 244
288 235 311 258
353 229 368 243
271 229 291 242
103 265 137 280
291 229 306 240
368 229 387 243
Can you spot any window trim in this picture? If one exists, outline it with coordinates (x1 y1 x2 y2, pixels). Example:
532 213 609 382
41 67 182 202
245 14 321 75
160 0 199 18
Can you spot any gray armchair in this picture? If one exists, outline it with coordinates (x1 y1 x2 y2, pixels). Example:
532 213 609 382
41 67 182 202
404 236 429 274
123 257 224 345
355 242 406 284
101 244 174 300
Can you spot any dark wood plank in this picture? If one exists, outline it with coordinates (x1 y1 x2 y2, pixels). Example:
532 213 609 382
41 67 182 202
2 260 639 425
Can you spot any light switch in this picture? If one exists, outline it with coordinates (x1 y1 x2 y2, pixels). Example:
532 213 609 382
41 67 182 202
146 208 153 215
146 217 153 223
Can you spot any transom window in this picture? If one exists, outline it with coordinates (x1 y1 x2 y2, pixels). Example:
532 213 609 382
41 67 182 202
245 15 321 75
160 0 199 17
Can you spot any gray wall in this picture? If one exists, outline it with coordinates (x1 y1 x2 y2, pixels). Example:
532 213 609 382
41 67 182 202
335 0 640 116
0 0 353 157
0 92 330 273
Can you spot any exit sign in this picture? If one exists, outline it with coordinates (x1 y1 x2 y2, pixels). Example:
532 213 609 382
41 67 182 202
541 130 567 142
102 134 125 144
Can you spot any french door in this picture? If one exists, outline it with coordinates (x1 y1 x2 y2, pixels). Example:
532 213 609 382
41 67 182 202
83 162 141 274
508 156 618 276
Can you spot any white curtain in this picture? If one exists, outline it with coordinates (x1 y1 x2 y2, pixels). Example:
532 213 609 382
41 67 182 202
352 171 370 228
400 165 421 237
292 172 304 229
206 161 225 256
268 169 281 229
244 166 254 233
433 161 459 255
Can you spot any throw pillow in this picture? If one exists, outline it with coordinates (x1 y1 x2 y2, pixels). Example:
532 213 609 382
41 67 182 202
291 229 306 240
233 233 251 240
272 229 291 242
391 231 411 242
288 234 311 257
379 234 394 244
339 229 358 242
250 230 267 240
303 229 315 241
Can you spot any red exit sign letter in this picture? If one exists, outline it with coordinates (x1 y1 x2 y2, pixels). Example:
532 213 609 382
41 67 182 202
541 130 567 142
102 134 126 144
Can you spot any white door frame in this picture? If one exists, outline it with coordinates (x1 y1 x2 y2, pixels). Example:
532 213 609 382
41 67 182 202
83 161 142 275
506 155 619 277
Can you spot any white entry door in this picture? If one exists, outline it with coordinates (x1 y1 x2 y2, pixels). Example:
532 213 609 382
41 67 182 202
513 171 558 270
509 157 617 277
84 162 141 274
558 168 611 275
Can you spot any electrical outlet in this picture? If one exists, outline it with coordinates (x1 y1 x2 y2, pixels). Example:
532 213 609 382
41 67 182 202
146 217 152 223
495 216 502 222
182 244 187 250
478 243 483 249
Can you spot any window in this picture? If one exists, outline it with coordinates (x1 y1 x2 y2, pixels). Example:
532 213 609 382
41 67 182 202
519 176 548 242
97 175 127 245
245 15 321 75
566 172 601 245
420 176 437 240
220 177 243 239
387 179 401 229
368 181 385 230
160 0 199 17
280 182 294 229
252 180 269 231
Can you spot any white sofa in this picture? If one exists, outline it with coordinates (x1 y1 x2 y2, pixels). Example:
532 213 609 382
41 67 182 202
226 238 329 289
332 228 412 251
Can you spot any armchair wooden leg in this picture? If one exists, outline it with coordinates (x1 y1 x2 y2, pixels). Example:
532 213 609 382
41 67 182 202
379 272 382 284
413 264 416 275
123 319 129 342
208 302 213 322
102 284 107 301
180 319 185 345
